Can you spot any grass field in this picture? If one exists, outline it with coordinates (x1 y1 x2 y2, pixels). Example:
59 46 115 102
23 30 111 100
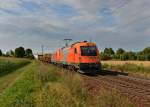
0 57 30 77
102 61 150 67
0 58 135 107
102 61 150 77
0 57 31 94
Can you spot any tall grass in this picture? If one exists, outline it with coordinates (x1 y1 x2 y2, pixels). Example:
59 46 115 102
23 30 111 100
34 64 87 107
0 58 30 77
102 63 150 74
0 61 38 107
34 63 134 107
0 61 135 107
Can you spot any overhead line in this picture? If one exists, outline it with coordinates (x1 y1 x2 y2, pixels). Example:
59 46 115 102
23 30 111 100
100 0 132 15
115 15 150 30
111 0 132 14
107 0 150 30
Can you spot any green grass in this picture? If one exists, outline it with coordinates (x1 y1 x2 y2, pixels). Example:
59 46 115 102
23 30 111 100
0 61 135 107
0 65 29 94
102 63 150 73
0 57 30 77
33 63 87 107
0 61 39 107
0 57 31 93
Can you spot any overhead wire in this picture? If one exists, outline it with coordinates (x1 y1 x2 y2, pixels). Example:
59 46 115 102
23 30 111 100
108 0 150 30
110 0 132 14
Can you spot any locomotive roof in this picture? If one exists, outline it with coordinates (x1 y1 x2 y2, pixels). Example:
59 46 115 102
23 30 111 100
71 41 96 46
60 41 96 50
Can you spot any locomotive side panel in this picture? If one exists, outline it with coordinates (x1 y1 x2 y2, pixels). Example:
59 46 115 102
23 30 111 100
67 47 75 64
59 49 63 63
51 52 57 64
62 48 69 65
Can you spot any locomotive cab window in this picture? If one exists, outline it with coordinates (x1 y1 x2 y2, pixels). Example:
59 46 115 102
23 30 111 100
80 46 97 56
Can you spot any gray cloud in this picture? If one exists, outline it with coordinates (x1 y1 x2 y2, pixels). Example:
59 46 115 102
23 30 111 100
0 0 150 53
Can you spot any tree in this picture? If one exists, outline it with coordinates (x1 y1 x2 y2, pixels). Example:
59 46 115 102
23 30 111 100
10 50 15 56
116 48 125 55
115 48 126 60
143 47 150 55
0 49 2 56
25 49 32 56
101 52 112 60
25 49 34 59
5 51 10 57
126 51 137 60
104 48 115 55
102 48 115 60
15 47 25 58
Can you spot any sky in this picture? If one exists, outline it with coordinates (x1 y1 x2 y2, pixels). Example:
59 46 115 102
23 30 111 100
0 0 150 54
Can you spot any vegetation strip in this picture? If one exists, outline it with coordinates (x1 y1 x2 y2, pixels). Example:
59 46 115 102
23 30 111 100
0 63 31 94
0 57 30 77
0 61 135 107
0 61 39 107
101 47 150 61
102 62 150 77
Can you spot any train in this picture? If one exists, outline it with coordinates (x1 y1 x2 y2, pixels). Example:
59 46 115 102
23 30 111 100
38 41 101 73
38 54 51 63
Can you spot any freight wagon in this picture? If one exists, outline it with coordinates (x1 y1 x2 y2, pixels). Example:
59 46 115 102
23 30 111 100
38 54 51 63
38 55 43 61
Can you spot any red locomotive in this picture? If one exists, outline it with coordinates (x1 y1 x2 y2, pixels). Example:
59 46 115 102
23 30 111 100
51 41 101 73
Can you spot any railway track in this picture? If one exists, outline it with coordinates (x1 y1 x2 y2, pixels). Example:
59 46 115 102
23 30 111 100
43 63 150 107
81 71 150 107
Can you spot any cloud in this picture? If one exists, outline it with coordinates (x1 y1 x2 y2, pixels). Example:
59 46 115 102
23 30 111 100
0 0 20 9
0 0 150 53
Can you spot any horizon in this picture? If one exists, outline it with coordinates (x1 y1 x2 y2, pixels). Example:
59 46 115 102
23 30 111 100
0 40 149 54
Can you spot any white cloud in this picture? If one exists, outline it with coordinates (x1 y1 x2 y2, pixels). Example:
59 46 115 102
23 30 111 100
0 0 21 9
0 0 150 52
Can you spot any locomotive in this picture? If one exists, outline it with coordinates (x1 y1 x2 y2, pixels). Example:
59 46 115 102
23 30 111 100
51 41 101 73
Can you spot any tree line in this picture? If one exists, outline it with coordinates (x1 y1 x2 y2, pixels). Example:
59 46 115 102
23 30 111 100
101 47 150 61
0 47 34 59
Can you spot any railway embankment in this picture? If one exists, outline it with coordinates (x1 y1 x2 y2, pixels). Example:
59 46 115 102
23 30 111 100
0 60 135 107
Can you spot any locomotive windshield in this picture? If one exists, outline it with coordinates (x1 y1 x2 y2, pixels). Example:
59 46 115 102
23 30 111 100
80 46 97 56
